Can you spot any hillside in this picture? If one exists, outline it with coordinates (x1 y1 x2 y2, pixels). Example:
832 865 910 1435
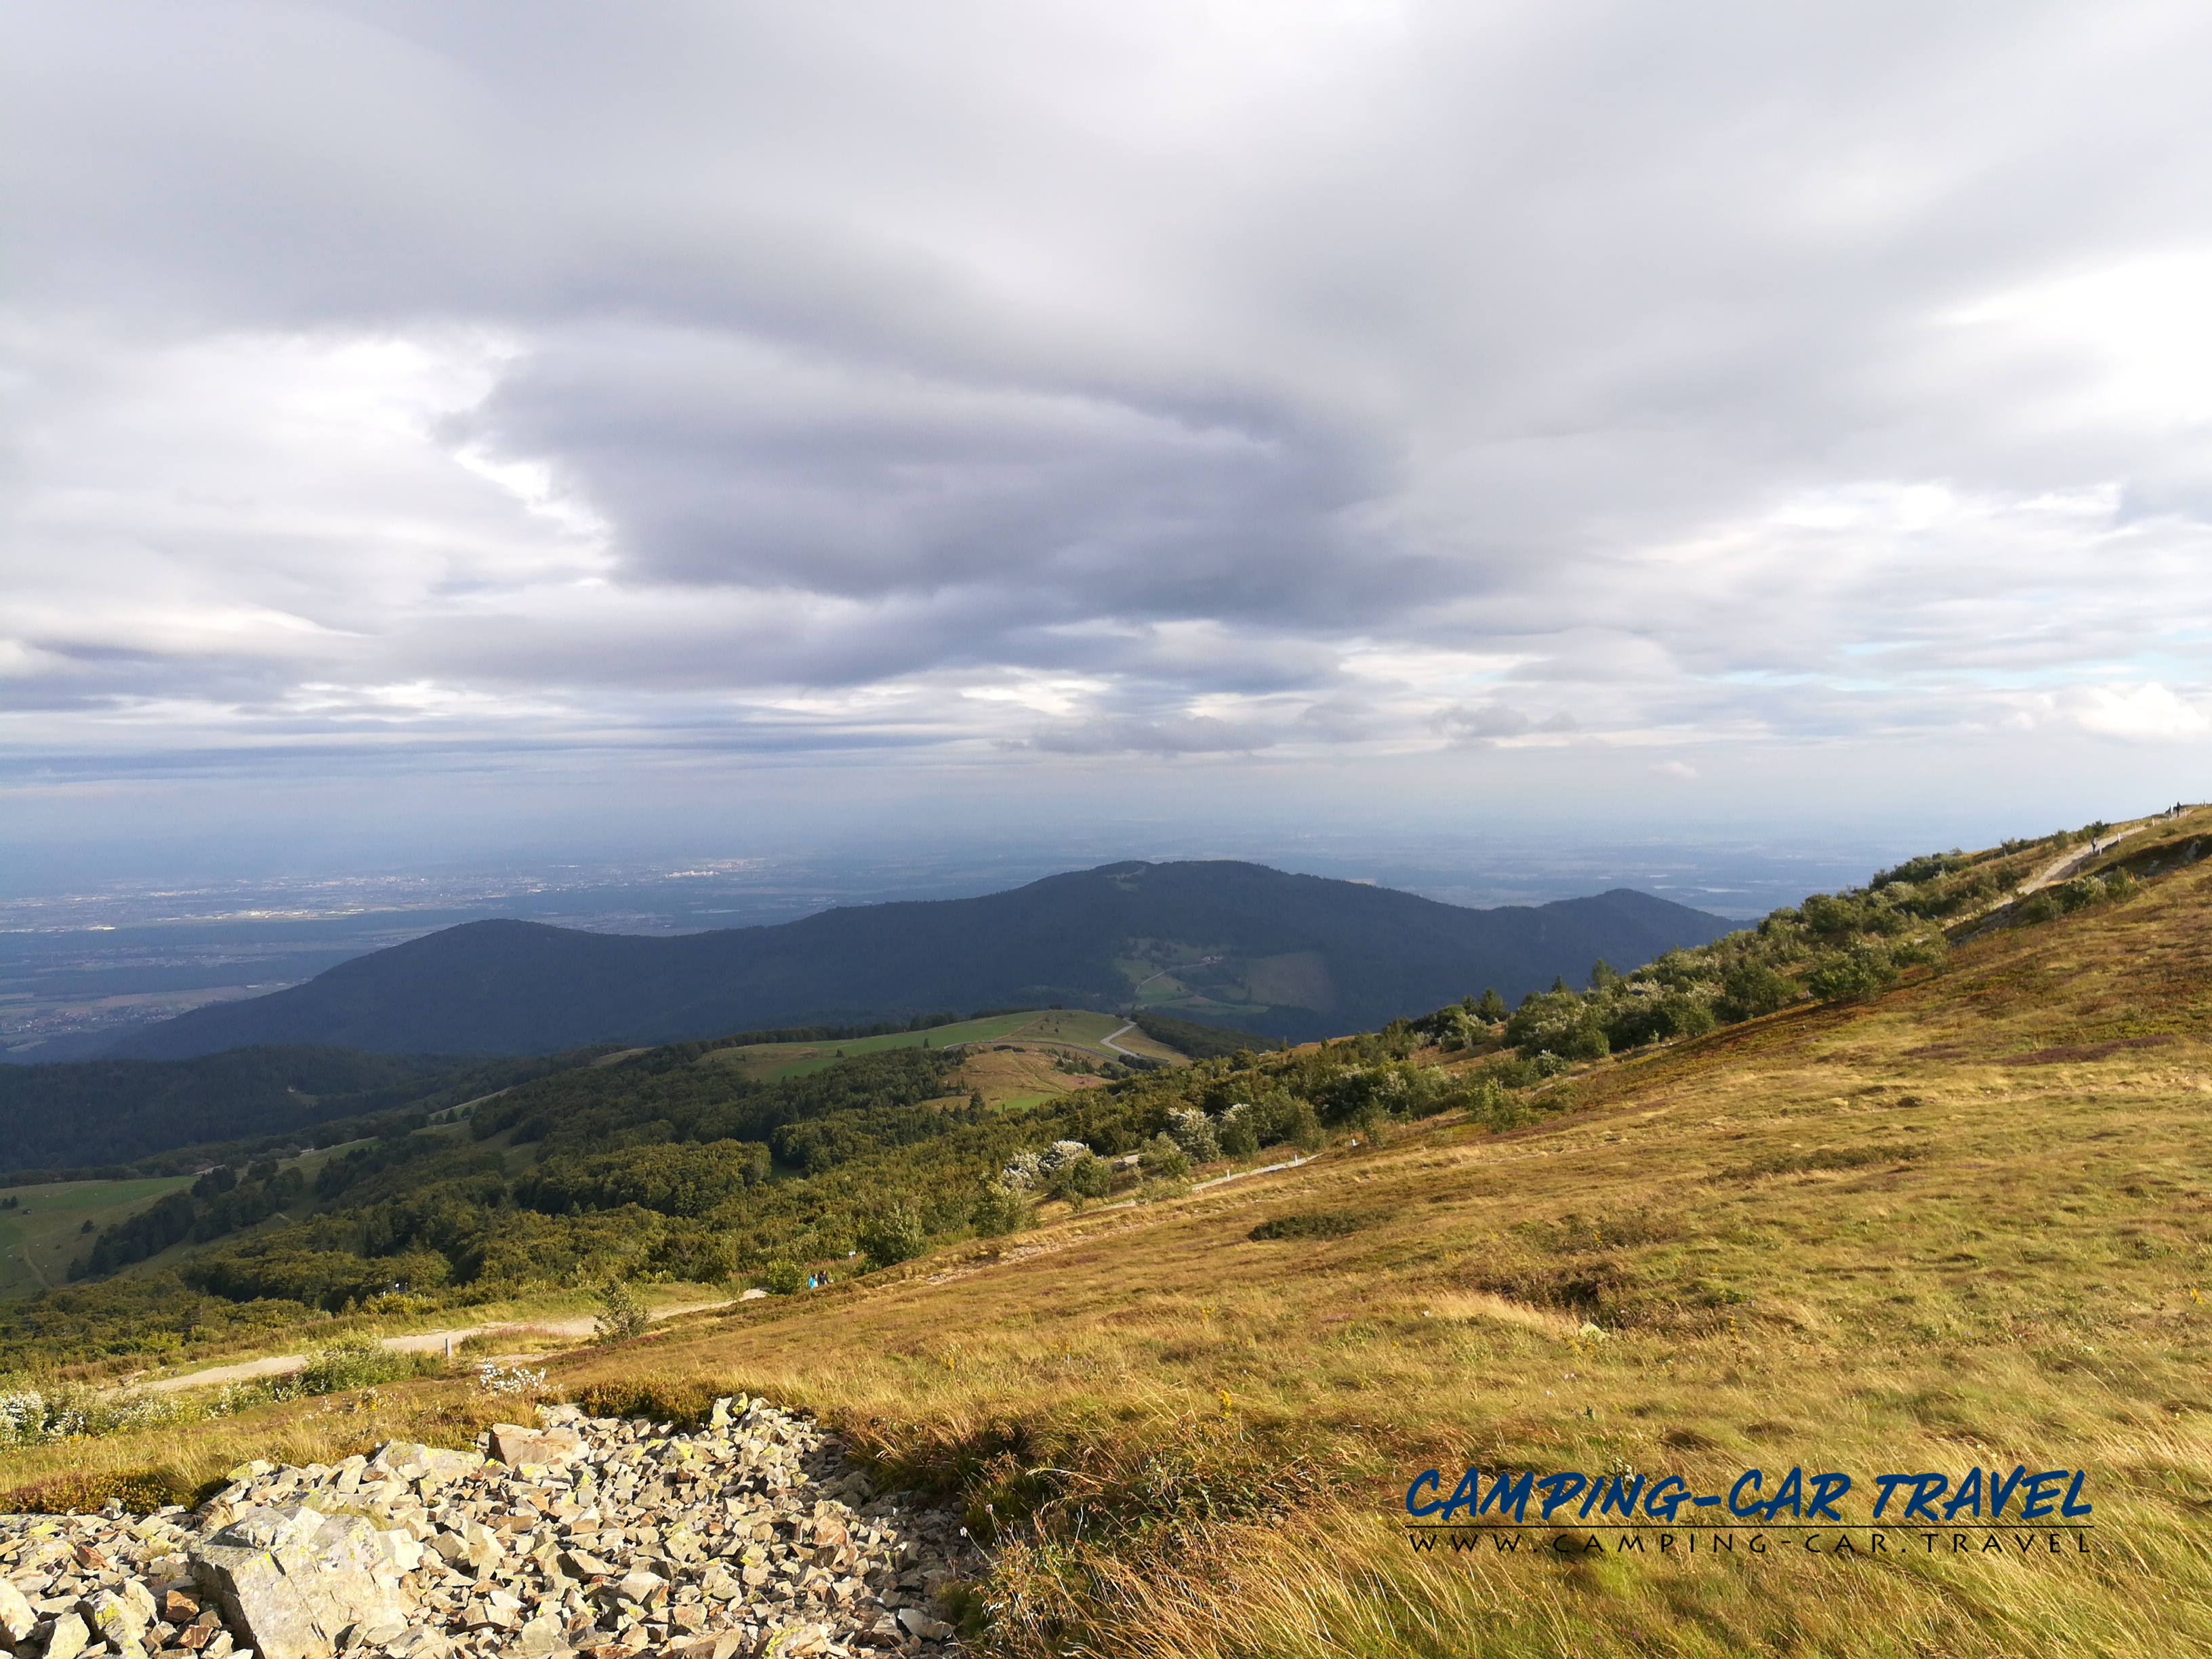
0 1046 642 1181
0 1047 474 1178
4 811 2203 1657
106 861 1731 1060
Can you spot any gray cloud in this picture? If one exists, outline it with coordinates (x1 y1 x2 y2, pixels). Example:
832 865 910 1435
8 0 2212 842
1027 716 1276 756
1436 704 1578 747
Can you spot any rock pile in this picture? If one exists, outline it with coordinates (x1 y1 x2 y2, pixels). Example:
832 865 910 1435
1 1397 973 1659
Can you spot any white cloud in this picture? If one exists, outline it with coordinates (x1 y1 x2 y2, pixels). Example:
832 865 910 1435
2055 684 2212 744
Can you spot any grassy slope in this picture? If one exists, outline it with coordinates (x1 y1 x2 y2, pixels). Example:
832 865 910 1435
0 1176 196 1297
10 846 2212 1654
705 1009 1180 1082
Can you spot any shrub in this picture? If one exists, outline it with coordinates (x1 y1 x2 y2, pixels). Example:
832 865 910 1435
1805 948 1901 1003
1216 1107 1260 1160
1466 1077 1537 1132
1050 1153 1113 1208
1506 991 1610 1061
1717 962 1797 1022
593 1279 651 1345
298 1335 413 1395
1138 1134 1190 1181
1248 1210 1384 1242
970 1185 1032 1237
573 1377 718 1427
1164 1109 1219 1162
1799 893 1864 941
858 1208 928 1269
0 1465 199 1517
760 1260 805 1295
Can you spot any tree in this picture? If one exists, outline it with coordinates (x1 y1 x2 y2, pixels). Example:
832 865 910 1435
1474 988 1509 1022
1589 960 1621 991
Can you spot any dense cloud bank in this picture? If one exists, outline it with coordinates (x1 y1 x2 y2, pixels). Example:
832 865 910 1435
7 1 2212 827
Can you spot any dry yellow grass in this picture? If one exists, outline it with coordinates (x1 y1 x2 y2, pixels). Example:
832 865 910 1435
12 844 2212 1654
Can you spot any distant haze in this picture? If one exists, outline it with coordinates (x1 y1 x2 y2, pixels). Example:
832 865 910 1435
7 3 2211 861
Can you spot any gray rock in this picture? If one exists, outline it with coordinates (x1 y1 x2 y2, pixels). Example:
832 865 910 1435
190 1507 413 1659
487 1428 581 1471
81 1589 145 1647
897 1607 953 1641
513 1612 565 1657
0 1578 36 1646
41 1612 89 1659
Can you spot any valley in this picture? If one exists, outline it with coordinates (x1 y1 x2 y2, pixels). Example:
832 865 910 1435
0 813 2205 1656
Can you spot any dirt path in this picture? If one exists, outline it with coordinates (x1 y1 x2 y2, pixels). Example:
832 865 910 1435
2018 827 2135 895
1099 1019 1142 1059
134 1298 737 1395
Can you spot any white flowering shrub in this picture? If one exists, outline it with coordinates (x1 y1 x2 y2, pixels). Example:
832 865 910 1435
1164 1108 1219 1162
0 1382 187 1445
477 1362 547 1397
0 1388 47 1447
999 1150 1044 1191
1040 1141 1092 1173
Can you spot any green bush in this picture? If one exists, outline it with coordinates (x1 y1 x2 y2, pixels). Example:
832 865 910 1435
1465 1077 1538 1132
760 1260 806 1295
970 1185 1033 1238
1050 1153 1113 1207
1716 962 1797 1021
0 1465 201 1517
298 1335 413 1394
1805 948 1901 1003
858 1208 928 1269
1138 1134 1190 1180
593 1279 651 1345
1248 1210 1384 1242
573 1377 718 1427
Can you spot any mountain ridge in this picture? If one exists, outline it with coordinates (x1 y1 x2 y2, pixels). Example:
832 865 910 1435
107 860 1734 1059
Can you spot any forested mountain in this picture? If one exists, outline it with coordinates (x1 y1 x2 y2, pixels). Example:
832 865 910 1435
109 861 1732 1059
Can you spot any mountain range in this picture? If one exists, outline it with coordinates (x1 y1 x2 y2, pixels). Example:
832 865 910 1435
108 860 1733 1059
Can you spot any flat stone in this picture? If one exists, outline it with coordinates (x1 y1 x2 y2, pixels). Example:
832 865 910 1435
487 1428 581 1471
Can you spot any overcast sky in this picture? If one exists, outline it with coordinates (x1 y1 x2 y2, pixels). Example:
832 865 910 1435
7 1 2212 876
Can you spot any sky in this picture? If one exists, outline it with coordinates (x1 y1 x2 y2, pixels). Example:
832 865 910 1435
7 1 2212 882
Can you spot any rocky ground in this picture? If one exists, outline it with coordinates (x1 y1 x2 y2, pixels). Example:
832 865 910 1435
1 1398 975 1659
